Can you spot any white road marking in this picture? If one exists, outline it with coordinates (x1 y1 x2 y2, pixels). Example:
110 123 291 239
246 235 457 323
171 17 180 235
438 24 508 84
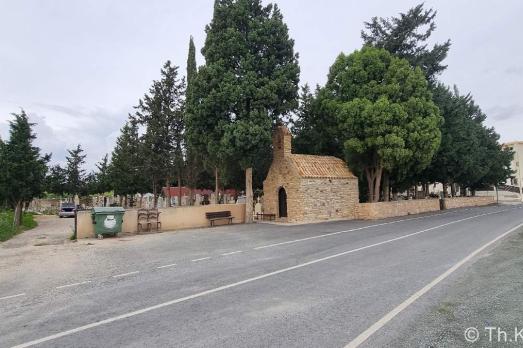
156 263 177 269
56 281 92 289
344 221 523 348
191 257 211 262
0 293 25 301
221 250 243 256
253 210 459 250
112 271 140 278
10 209 507 348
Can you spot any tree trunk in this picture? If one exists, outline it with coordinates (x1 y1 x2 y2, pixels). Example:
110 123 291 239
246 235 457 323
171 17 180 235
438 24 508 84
166 178 171 207
373 167 383 202
153 183 158 208
245 167 253 224
382 172 390 202
214 167 219 204
13 200 22 229
450 182 456 197
442 182 448 198
365 166 383 203
365 168 375 203
178 171 182 207
189 187 194 206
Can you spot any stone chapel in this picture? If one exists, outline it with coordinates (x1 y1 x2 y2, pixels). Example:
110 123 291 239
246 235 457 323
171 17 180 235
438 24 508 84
262 125 359 222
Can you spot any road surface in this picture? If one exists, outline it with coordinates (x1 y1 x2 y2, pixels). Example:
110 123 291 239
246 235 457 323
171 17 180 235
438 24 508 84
1 204 522 347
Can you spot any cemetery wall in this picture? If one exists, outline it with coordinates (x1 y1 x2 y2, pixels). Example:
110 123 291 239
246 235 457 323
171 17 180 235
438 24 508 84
356 199 440 220
77 203 246 239
444 196 494 209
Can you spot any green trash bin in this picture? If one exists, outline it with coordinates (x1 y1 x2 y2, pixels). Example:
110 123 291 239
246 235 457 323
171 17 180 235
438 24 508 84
91 207 125 239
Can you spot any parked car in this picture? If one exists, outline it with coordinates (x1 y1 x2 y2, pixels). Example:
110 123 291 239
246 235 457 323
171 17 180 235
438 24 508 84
58 202 76 218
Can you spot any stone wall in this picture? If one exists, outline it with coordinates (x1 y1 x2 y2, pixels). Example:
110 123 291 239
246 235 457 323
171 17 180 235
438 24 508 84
299 178 359 221
445 196 495 209
357 199 440 220
77 203 246 239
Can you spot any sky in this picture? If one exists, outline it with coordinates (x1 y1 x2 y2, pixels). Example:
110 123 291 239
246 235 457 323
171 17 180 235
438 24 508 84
1 0 522 170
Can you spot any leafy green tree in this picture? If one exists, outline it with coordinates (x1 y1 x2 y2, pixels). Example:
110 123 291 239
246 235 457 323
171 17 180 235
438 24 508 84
65 144 86 197
45 164 68 197
323 46 442 202
2 110 49 227
189 0 300 220
361 3 451 82
135 61 186 207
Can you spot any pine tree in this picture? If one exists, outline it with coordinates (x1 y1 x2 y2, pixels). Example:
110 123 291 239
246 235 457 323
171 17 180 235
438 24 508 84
135 61 186 207
188 0 300 221
361 3 451 82
65 144 86 197
2 110 49 227
94 154 111 194
109 119 147 205
45 165 68 197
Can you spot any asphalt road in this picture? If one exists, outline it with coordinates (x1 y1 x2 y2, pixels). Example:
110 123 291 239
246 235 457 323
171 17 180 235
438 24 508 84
1 204 522 348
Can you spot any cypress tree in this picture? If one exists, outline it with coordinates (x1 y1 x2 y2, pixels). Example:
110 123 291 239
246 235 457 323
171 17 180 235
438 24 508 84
65 144 86 197
3 110 49 227
188 0 300 220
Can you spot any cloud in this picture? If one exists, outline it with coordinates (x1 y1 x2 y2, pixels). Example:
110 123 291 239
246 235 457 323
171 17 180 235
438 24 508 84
0 102 130 171
487 104 523 121
505 66 523 75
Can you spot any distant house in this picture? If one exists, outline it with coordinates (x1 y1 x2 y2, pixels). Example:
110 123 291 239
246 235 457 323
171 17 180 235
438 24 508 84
263 125 359 222
503 141 523 202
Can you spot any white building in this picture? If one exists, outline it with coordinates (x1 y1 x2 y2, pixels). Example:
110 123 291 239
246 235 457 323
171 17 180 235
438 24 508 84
504 141 523 201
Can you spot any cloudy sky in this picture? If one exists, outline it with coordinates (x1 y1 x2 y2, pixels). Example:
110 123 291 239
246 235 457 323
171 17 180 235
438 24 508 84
1 0 522 170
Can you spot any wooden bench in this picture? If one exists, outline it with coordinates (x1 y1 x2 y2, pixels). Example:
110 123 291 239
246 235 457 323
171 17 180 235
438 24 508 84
205 211 233 227
255 213 276 221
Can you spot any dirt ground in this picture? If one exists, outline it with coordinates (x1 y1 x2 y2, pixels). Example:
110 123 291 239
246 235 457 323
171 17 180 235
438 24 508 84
1 215 74 249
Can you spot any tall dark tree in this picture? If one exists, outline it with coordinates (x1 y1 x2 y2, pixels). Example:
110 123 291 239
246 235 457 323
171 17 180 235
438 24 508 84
65 144 86 196
188 0 300 221
361 3 451 82
135 61 185 207
109 119 147 205
94 154 111 194
45 165 68 197
423 84 513 196
184 36 205 205
292 84 344 158
2 110 49 227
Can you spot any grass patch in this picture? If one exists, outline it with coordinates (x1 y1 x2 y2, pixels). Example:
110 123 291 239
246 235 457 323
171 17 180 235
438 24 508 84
0 210 38 242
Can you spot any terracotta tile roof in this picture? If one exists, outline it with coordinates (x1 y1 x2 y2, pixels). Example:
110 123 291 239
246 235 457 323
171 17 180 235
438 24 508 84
290 154 356 179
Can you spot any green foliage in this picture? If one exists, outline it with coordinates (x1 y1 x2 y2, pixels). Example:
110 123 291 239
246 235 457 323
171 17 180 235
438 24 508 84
135 60 186 198
0 210 38 242
45 165 68 197
322 46 442 202
292 84 344 158
65 144 86 196
188 0 300 181
424 84 513 192
1 110 50 210
109 119 148 197
93 154 111 194
361 3 451 82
